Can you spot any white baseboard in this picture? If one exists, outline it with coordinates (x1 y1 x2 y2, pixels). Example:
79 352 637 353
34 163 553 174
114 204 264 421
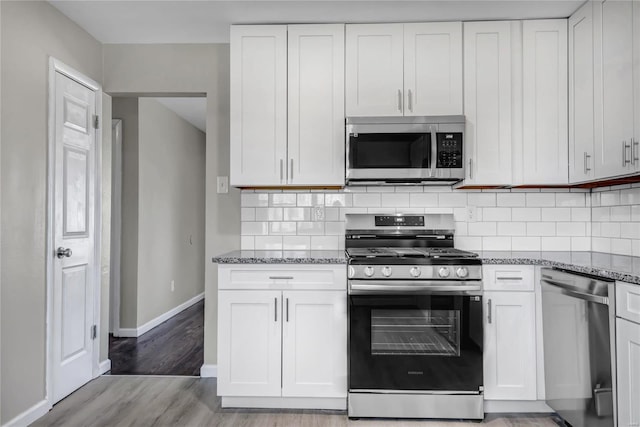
3 399 51 427
115 293 204 338
200 364 217 378
222 396 346 410
484 400 552 413
99 359 112 375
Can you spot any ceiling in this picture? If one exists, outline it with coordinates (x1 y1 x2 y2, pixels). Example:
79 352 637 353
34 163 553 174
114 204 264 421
50 0 585 44
153 97 207 132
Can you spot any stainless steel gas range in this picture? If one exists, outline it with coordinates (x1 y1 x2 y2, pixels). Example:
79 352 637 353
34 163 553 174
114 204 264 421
346 213 484 420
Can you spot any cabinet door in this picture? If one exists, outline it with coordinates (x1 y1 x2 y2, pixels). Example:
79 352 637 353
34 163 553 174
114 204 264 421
594 0 635 178
522 20 568 185
281 291 347 398
635 1 640 162
217 290 282 396
616 318 640 427
463 21 514 186
288 24 345 186
230 26 288 186
569 3 596 183
404 22 463 116
484 291 537 400
345 24 404 116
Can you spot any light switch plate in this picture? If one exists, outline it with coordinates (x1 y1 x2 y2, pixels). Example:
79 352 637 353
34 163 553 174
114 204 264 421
217 176 229 194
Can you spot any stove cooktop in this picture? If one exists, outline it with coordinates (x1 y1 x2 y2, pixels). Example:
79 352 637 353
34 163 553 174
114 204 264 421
346 247 479 259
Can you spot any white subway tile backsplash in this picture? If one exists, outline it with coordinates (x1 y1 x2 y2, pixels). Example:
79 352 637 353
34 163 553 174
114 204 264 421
270 193 297 207
241 192 269 207
555 193 586 207
381 193 411 207
592 237 612 252
297 193 325 207
527 222 556 236
497 222 527 236
241 236 255 250
297 222 325 235
282 236 311 250
496 193 526 207
325 208 340 221
621 222 640 239
526 193 556 207
571 237 591 251
601 222 621 238
269 222 297 235
541 208 571 222
512 208 541 222
541 237 571 251
592 207 611 222
556 222 587 237
255 236 283 250
600 191 620 206
571 207 591 222
455 236 483 251
283 207 311 221
610 206 631 222
483 237 512 251
325 193 350 207
467 193 496 207
438 193 468 207
325 222 345 235
241 221 269 235
410 193 439 207
241 208 256 221
311 236 340 250
482 207 511 221
611 238 632 255
468 222 497 236
512 237 541 251
256 207 283 221
353 193 381 208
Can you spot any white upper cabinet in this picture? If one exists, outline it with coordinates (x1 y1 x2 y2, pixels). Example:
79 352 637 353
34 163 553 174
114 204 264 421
231 25 345 187
403 22 463 116
288 24 345 186
463 21 515 186
346 22 463 117
569 2 596 183
520 20 568 185
230 25 288 187
594 0 636 179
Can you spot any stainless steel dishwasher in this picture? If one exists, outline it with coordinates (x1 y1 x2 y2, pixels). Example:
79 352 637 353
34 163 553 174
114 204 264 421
541 268 616 427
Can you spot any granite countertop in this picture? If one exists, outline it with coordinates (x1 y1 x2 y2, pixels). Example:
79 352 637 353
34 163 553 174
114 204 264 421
480 251 640 285
212 250 347 264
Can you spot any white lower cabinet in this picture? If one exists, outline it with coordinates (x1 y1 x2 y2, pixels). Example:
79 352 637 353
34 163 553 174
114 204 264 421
483 291 537 400
616 318 640 427
217 264 347 409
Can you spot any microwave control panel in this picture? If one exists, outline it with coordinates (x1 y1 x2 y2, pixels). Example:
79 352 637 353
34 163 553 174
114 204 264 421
436 133 463 168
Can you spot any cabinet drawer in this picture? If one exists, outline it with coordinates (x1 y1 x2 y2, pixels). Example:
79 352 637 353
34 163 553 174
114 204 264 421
219 264 346 291
483 265 535 291
616 282 640 324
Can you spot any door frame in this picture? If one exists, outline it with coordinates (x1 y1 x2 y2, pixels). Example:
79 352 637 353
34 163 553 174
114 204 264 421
109 119 122 335
45 57 103 405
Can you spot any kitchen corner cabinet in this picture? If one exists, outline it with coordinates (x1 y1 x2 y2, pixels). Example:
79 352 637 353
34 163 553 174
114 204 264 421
217 264 347 409
616 281 640 427
569 1 596 183
345 22 463 117
519 20 568 185
593 0 639 180
483 265 538 400
463 21 516 186
230 24 345 187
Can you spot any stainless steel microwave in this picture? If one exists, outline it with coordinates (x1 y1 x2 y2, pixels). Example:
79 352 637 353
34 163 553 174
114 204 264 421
345 116 465 185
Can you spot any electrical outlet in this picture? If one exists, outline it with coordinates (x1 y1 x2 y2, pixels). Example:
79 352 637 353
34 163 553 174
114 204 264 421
217 176 229 194
171 280 175 292
313 206 325 221
467 206 477 222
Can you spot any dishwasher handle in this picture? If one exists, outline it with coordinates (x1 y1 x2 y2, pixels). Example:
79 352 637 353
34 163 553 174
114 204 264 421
541 278 609 305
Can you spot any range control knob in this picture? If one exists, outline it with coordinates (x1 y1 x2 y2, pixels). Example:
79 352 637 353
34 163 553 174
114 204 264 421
348 266 356 278
410 267 422 278
438 267 451 278
456 267 469 278
364 266 375 277
381 266 392 277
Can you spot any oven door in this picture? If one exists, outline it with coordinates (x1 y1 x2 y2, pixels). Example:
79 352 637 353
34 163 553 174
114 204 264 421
346 125 435 181
349 292 483 393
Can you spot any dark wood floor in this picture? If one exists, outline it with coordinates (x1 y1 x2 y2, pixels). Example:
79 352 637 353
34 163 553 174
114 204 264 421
34 377 564 427
108 300 204 376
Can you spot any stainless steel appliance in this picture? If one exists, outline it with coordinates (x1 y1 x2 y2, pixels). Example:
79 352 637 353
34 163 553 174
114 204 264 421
346 213 484 420
541 268 616 427
345 116 465 185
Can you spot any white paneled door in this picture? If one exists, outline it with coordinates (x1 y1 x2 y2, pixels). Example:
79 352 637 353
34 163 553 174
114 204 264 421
52 71 97 403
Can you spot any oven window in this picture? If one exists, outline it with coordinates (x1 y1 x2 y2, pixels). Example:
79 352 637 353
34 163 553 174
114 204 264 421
371 309 460 356
349 133 430 169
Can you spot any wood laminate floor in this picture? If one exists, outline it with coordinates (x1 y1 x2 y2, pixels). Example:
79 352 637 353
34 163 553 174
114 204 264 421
34 376 564 427
108 300 204 376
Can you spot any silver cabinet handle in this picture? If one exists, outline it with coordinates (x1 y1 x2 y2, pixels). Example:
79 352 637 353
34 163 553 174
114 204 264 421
274 297 278 322
286 298 289 322
290 158 293 181
584 152 591 173
280 159 284 182
623 141 631 165
56 247 72 259
633 139 639 166
496 276 523 281
469 158 473 179
487 299 492 324
408 89 413 112
397 89 402 112
269 276 293 280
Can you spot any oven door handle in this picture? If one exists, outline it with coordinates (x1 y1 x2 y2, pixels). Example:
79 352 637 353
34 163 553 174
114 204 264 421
349 280 482 294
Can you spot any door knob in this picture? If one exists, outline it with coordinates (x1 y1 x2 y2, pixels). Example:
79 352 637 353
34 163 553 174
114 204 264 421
56 247 72 259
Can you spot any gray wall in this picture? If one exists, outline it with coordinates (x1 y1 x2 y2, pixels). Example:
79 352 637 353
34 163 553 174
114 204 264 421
137 98 205 326
103 44 240 366
113 98 140 329
0 1 103 423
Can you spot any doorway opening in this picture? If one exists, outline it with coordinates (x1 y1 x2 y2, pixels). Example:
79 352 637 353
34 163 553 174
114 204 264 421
108 96 206 376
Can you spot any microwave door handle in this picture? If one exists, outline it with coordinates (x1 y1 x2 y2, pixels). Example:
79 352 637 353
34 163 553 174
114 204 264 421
430 127 437 178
